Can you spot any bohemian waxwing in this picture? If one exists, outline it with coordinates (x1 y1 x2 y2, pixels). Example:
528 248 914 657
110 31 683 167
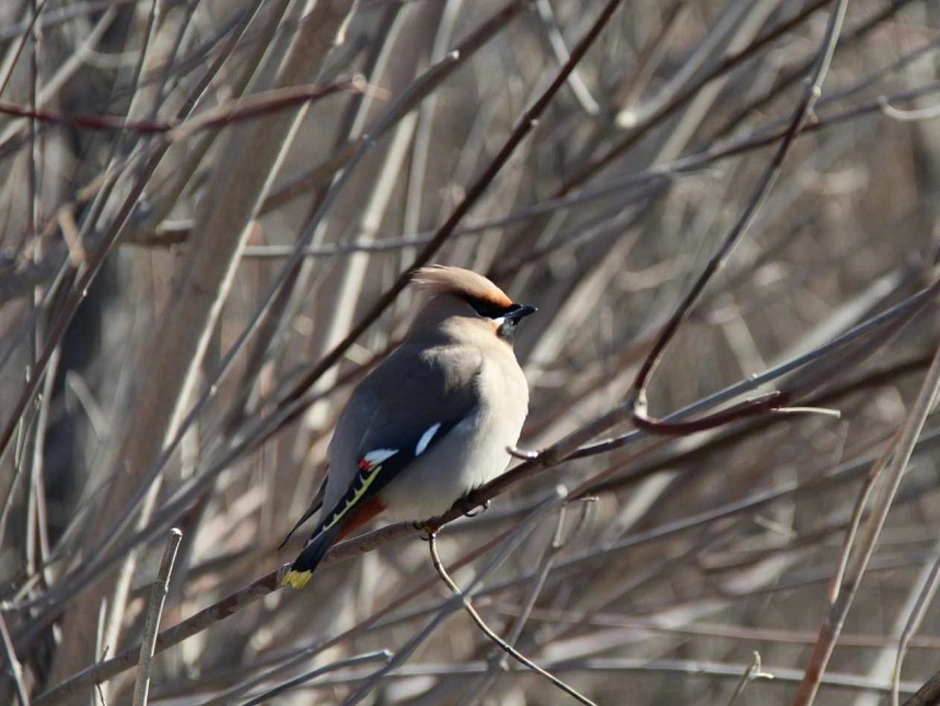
281 265 536 589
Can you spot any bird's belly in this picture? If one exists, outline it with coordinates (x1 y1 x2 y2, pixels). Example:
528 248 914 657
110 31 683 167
378 412 521 522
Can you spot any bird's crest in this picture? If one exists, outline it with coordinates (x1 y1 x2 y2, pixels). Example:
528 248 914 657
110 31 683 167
411 265 512 308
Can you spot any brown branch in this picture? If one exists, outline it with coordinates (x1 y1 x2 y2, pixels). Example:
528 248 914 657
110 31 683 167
0 78 367 136
903 670 940 706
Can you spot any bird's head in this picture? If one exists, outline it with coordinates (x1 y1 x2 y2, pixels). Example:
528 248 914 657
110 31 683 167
409 265 537 345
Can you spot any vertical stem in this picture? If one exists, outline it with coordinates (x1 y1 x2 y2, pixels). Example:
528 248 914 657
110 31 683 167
131 528 183 706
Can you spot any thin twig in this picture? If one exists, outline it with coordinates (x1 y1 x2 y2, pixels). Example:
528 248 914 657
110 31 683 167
132 528 183 706
0 78 367 135
460 504 575 704
629 0 850 434
828 436 898 603
0 611 30 706
242 656 922 694
574 276 939 455
714 0 919 140
193 525 522 706
237 650 392 706
794 341 940 704
727 651 774 705
428 531 595 706
339 487 568 705
892 538 940 706
533 0 600 116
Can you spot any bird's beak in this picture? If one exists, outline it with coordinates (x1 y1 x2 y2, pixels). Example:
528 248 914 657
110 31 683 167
506 304 537 322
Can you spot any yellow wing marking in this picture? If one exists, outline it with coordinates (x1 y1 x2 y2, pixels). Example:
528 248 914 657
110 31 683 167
321 461 384 532
279 459 387 591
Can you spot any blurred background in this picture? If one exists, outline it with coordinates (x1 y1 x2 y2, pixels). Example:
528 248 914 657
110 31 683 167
2 0 940 703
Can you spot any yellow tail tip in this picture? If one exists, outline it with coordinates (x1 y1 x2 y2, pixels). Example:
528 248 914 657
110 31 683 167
281 569 312 590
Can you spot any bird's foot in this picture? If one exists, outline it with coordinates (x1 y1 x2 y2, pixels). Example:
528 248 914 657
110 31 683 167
413 521 436 541
460 497 489 518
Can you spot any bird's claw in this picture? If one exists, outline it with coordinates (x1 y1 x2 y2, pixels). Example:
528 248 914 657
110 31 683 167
460 497 489 518
413 521 436 541
507 445 539 460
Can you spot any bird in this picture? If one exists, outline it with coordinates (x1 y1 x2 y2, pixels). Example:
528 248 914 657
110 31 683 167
280 265 536 589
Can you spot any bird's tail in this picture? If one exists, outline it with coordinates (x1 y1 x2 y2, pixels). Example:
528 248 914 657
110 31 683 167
280 523 344 590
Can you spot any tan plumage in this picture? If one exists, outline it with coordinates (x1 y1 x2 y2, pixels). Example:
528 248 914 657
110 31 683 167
411 265 513 308
281 265 536 589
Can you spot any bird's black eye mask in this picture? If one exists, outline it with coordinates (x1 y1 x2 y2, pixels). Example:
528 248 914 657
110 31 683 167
464 296 514 319
462 296 537 342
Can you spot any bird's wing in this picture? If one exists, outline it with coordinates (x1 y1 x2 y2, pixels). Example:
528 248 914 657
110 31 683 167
323 343 484 515
281 345 482 588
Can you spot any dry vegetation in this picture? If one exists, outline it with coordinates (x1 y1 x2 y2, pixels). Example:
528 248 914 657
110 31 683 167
2 0 940 704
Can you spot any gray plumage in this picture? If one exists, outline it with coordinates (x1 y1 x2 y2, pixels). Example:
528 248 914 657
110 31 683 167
282 266 534 587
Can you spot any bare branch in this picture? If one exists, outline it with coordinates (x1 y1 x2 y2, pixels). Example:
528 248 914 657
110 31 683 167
131 528 182 706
